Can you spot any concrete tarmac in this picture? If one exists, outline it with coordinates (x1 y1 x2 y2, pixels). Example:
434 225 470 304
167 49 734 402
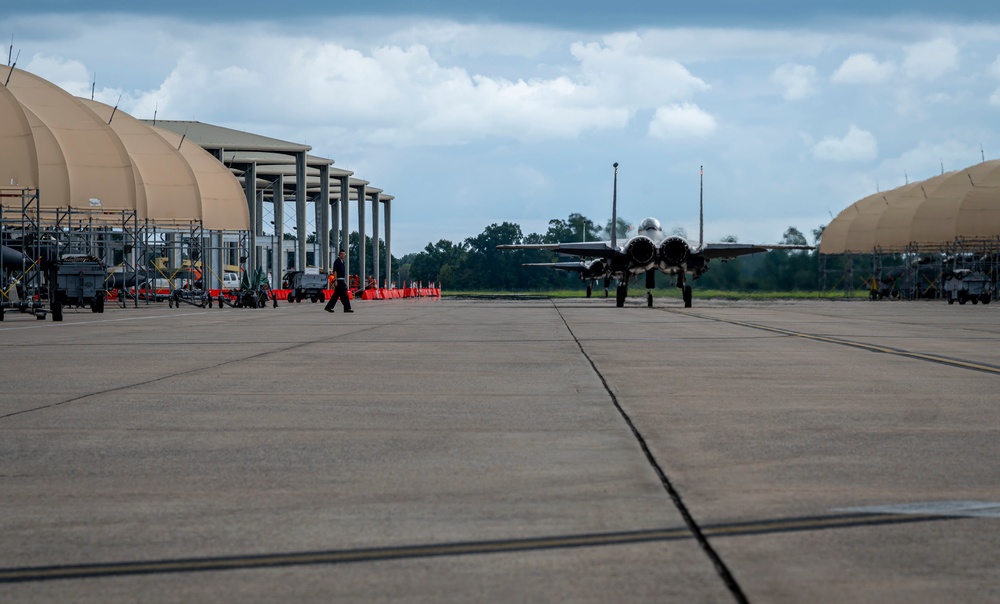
1 296 998 602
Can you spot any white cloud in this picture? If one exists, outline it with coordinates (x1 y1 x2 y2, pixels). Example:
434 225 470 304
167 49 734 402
21 54 92 96
569 33 709 105
812 126 878 162
648 103 717 139
876 140 983 184
902 38 959 81
771 63 817 100
33 25 708 147
831 53 896 84
991 55 1000 78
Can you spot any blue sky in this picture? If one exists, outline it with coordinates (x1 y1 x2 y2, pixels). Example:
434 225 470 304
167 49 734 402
4 2 1000 254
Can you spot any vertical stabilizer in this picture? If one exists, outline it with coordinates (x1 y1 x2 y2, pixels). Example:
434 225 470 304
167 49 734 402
699 165 704 248
611 162 619 248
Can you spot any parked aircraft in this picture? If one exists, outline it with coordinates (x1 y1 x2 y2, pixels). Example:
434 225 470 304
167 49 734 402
498 163 812 308
521 258 612 298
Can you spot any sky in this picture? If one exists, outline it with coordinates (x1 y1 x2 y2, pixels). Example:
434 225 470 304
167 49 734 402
3 1 1000 255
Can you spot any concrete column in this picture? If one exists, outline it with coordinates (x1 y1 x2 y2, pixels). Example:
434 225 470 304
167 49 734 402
271 174 284 289
319 165 330 274
211 231 224 291
255 189 265 274
331 197 340 261
384 199 392 287
165 233 181 271
372 193 380 287
339 176 350 278
242 162 257 277
295 151 307 270
357 183 366 284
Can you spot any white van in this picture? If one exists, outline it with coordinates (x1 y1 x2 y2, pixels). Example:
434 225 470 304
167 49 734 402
222 272 241 289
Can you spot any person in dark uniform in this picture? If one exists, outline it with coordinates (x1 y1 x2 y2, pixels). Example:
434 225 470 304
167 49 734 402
324 249 353 313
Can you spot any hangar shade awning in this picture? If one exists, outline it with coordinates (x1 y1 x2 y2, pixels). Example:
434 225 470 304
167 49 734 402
0 78 38 189
819 160 1000 254
148 125 250 231
2 66 136 215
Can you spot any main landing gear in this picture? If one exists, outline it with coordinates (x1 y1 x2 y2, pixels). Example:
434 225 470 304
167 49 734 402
676 274 693 308
646 270 655 308
616 282 628 307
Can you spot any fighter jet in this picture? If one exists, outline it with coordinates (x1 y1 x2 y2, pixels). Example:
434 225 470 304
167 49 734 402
498 163 812 308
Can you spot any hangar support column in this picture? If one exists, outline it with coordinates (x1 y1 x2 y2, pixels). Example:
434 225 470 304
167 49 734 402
211 231 224 292
339 175 351 277
331 194 340 259
271 174 284 288
295 151 307 270
384 197 392 287
242 162 258 277
255 189 265 273
372 192 380 287
356 182 367 284
319 164 331 274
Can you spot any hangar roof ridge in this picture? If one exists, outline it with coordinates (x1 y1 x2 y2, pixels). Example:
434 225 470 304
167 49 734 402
139 119 311 154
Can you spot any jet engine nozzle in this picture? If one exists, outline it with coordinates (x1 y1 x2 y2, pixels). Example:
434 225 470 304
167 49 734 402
584 258 608 279
659 237 690 266
625 236 657 269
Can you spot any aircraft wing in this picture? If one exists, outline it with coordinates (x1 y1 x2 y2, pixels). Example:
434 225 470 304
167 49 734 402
697 242 813 260
523 261 594 273
496 241 617 258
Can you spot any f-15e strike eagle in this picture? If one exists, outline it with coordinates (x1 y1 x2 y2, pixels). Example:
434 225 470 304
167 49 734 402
497 163 812 308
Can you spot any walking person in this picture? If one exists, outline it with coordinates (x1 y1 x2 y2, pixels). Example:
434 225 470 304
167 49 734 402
324 249 353 313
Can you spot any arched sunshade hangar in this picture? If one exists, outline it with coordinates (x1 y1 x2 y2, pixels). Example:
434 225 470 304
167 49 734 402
910 159 1000 245
818 182 919 254
1 66 136 216
80 98 202 226
147 125 250 231
841 184 920 253
871 171 958 250
0 76 39 190
820 160 1000 255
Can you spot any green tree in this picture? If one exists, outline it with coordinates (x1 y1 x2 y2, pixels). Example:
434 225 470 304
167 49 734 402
408 239 469 287
601 217 631 239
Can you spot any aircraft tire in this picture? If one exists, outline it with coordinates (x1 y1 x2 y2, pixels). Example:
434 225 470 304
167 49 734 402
683 285 693 308
586 285 592 298
616 284 627 307
51 301 63 322
647 292 653 307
